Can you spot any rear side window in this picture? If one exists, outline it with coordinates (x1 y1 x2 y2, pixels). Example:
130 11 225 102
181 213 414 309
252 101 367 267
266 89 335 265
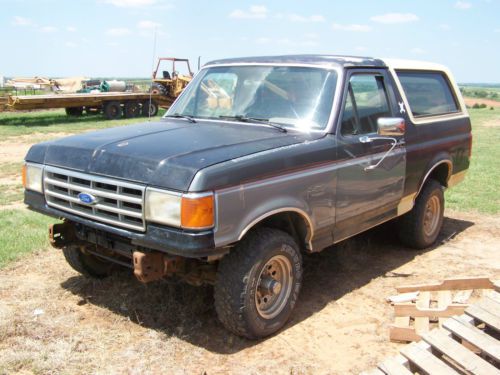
397 71 460 117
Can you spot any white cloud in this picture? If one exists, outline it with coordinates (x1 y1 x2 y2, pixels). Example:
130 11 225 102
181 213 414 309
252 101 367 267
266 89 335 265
253 36 318 47
105 0 157 7
276 38 292 45
288 14 325 23
138 29 168 38
255 36 271 44
304 32 319 39
40 26 58 33
106 27 131 36
137 20 162 29
229 5 268 19
12 16 32 26
370 13 419 24
332 23 371 32
355 46 367 52
439 24 451 30
66 26 77 32
65 41 77 48
410 47 427 55
455 1 472 9
495 28 500 33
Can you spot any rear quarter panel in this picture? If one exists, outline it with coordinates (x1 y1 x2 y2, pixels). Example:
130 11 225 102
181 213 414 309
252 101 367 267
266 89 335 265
387 66 471 198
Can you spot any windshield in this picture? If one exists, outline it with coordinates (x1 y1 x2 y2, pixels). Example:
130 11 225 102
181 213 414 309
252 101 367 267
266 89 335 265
167 65 338 131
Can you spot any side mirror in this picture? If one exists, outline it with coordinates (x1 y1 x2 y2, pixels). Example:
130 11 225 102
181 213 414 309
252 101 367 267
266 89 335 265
377 117 405 137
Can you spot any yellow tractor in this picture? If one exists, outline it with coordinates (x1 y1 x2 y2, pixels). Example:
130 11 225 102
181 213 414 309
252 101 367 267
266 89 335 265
151 57 194 99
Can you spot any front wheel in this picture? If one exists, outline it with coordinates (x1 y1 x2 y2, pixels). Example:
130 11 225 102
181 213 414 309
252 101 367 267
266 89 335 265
62 245 113 278
214 228 302 339
398 179 444 249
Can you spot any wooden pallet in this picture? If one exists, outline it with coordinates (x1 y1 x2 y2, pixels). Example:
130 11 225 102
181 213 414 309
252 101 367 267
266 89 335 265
389 277 498 343
362 292 500 375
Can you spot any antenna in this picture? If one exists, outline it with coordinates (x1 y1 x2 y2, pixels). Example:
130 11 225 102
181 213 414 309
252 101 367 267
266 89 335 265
197 56 201 71
147 28 158 121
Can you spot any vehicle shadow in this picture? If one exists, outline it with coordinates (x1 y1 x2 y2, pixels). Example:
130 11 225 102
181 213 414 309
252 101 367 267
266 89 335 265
60 215 474 354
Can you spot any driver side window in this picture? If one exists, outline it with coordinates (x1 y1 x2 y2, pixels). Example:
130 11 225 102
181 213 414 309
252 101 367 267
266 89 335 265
341 74 391 136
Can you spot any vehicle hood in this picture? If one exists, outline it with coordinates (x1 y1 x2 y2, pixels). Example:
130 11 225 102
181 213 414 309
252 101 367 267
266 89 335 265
26 119 320 191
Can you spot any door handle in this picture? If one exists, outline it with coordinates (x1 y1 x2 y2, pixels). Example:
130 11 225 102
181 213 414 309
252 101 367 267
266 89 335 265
359 135 399 171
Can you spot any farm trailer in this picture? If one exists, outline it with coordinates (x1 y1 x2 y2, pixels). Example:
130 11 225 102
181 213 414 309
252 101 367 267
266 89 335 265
4 92 175 119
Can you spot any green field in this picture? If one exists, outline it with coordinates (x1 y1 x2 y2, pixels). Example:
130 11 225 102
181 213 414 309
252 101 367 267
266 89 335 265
445 108 500 213
0 106 497 268
0 210 57 268
459 84 500 101
0 108 166 139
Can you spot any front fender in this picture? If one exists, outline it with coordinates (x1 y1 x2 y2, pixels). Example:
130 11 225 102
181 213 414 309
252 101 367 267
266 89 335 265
214 185 317 249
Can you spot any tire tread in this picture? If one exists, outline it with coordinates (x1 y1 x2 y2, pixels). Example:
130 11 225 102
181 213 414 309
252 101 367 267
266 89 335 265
214 228 300 338
398 179 444 249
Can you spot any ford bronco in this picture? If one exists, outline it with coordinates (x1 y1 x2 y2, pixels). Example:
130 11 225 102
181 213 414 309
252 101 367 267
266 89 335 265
23 55 471 338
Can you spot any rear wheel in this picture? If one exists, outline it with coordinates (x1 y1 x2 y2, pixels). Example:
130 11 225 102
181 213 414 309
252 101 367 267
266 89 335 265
103 101 122 120
124 101 140 118
141 100 158 117
62 244 113 278
398 179 444 249
214 228 302 339
65 107 84 116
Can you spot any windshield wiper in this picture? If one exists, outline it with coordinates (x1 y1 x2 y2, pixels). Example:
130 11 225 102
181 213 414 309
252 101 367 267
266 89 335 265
218 115 287 133
165 113 197 123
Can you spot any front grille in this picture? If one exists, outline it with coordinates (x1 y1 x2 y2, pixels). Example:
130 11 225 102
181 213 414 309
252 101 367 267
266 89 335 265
44 166 146 231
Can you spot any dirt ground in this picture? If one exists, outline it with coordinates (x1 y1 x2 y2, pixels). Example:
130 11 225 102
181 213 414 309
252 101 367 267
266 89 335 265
0 208 498 374
464 97 500 108
0 133 73 163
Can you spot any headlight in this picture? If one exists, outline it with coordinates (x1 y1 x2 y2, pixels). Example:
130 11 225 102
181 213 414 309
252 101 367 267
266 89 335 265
145 188 214 229
22 163 44 193
145 188 182 227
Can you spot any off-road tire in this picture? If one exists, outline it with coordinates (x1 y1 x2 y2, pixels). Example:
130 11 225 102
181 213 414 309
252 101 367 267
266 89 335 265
214 228 302 339
62 245 112 278
398 179 444 249
103 101 122 120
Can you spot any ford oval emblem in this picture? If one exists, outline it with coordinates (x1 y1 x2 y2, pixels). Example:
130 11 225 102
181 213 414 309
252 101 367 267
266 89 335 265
77 192 98 205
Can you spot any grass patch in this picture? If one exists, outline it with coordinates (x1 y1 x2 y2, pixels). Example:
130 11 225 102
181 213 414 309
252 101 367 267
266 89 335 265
0 108 166 139
445 108 500 214
0 162 23 177
0 185 23 206
0 163 24 206
0 209 58 268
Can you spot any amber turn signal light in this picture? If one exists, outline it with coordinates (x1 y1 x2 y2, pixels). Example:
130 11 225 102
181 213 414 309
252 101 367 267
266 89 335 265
181 194 214 229
21 164 27 188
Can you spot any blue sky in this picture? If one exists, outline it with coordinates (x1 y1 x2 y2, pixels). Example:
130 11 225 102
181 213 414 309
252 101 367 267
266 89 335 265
1 0 499 82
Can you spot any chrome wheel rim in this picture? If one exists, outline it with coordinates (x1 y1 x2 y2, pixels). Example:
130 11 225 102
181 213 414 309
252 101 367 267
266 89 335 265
255 255 293 319
423 195 440 237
